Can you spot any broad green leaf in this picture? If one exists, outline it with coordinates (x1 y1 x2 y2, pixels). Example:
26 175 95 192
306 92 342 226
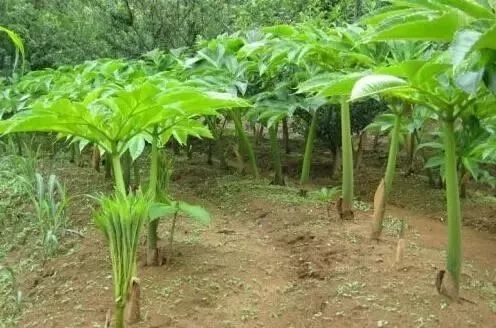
350 75 409 101
437 0 494 19
473 23 496 50
424 155 444 169
371 12 465 42
149 202 177 221
177 202 211 225
451 30 482 65
128 135 146 161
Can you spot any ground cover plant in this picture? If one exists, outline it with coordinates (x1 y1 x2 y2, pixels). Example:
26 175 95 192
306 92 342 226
1 1 496 327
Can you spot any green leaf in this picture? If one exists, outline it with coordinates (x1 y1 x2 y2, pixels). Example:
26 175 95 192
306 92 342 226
350 75 409 101
473 23 496 51
424 154 444 169
371 11 464 42
177 201 211 225
437 0 494 20
451 30 482 66
128 135 146 161
149 202 177 221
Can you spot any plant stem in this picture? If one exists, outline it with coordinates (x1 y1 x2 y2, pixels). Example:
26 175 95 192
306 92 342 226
111 153 126 195
340 99 354 207
300 109 318 185
232 111 259 178
114 303 125 328
169 210 178 255
147 131 159 264
269 123 284 185
371 111 401 239
443 118 462 293
282 117 290 154
122 150 132 192
384 112 401 195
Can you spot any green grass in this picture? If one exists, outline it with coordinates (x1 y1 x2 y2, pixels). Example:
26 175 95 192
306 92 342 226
205 175 338 207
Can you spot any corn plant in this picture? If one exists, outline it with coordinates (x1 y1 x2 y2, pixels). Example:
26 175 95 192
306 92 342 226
93 191 151 328
32 173 68 257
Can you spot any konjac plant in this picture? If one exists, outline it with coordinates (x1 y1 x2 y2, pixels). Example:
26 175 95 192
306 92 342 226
360 0 496 299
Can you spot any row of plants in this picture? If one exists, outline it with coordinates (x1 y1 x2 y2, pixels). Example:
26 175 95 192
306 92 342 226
1 1 496 323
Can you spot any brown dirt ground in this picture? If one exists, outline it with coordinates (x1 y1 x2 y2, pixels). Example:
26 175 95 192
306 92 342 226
5 137 496 328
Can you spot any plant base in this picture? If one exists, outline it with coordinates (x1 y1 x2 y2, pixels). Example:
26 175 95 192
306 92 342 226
146 247 164 266
336 197 354 220
124 277 141 325
370 179 386 241
436 270 459 301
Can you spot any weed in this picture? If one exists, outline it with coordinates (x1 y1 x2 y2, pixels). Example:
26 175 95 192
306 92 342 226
0 266 22 327
382 216 408 237
32 173 69 257
353 199 371 211
336 281 366 297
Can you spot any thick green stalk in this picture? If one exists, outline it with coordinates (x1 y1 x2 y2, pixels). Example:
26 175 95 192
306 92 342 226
147 132 159 264
114 304 125 328
371 112 402 239
384 113 402 195
232 111 259 178
122 151 132 192
282 118 290 154
300 110 318 185
111 153 126 195
269 123 284 185
443 118 462 292
341 99 354 207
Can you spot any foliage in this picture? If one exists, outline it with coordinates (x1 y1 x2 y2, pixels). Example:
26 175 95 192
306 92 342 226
31 173 68 257
0 266 22 327
93 190 151 327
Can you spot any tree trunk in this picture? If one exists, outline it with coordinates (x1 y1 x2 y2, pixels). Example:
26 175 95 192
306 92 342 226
92 144 101 172
133 160 140 189
371 112 401 239
339 99 354 219
440 118 462 299
406 131 416 175
330 146 341 180
122 151 132 193
300 110 318 185
232 111 259 178
111 152 126 196
105 153 112 180
147 133 160 266
373 133 380 151
186 139 193 159
169 211 178 259
269 123 285 185
354 130 366 171
282 117 290 154
256 125 264 145
459 170 470 199
207 140 213 165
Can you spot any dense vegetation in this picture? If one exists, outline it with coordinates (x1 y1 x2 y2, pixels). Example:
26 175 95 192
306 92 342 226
1 1 496 327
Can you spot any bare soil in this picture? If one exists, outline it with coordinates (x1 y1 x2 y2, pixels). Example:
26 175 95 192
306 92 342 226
5 139 496 328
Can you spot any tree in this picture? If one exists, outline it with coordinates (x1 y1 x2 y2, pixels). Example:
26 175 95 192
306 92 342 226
362 0 496 299
350 58 493 299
